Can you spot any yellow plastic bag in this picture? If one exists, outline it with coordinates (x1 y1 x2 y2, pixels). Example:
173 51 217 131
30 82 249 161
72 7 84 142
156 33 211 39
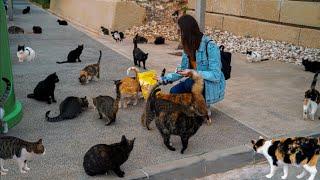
138 70 157 100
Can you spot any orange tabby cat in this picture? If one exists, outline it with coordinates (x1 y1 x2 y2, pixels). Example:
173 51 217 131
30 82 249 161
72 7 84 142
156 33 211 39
118 67 141 108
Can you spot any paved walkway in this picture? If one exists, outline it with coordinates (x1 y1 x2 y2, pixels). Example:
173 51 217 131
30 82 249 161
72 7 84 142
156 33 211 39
3 0 260 179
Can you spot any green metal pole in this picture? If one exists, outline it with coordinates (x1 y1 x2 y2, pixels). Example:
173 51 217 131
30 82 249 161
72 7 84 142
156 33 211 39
0 1 23 133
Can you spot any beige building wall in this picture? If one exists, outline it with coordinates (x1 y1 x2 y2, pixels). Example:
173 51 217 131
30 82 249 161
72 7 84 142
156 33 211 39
50 0 146 33
188 0 320 48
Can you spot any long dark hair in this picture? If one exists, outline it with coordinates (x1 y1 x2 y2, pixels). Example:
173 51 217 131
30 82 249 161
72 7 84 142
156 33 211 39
178 15 203 63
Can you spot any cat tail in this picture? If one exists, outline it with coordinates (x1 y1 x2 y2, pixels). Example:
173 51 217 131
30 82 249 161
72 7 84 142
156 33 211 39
56 61 69 64
190 70 208 117
97 50 102 65
311 72 319 90
127 67 140 82
0 78 11 106
45 111 64 122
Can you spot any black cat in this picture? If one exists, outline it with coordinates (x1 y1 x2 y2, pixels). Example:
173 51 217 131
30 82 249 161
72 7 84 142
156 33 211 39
56 45 84 64
133 34 148 44
57 19 68 26
32 26 42 34
154 36 165 45
101 26 109 35
45 96 89 122
22 6 30 14
83 135 135 177
27 73 59 104
133 39 148 69
302 59 320 73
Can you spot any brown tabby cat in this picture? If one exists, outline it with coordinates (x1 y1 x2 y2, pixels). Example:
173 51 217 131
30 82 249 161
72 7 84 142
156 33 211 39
0 136 45 175
118 67 141 108
79 50 102 85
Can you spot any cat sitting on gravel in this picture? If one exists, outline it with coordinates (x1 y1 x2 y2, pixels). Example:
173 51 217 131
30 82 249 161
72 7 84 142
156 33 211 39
17 45 36 62
0 136 45 175
251 136 320 180
56 45 83 64
83 135 135 177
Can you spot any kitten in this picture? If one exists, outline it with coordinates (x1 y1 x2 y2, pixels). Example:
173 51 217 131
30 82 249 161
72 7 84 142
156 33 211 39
45 96 89 122
57 19 68 26
246 50 269 62
8 26 24 34
0 136 45 175
92 80 121 126
56 45 84 64
32 26 42 34
304 72 320 120
0 78 11 134
154 36 165 45
111 31 123 42
22 6 30 14
302 59 320 73
27 72 59 104
100 26 109 35
119 67 141 108
251 136 320 180
133 34 148 44
83 135 135 177
79 50 102 85
133 39 148 69
16 45 36 62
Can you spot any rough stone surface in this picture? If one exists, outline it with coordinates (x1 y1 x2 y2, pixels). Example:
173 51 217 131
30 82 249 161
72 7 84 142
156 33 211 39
241 0 281 21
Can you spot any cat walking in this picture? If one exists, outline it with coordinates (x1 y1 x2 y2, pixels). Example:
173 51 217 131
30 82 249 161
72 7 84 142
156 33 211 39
79 50 102 85
17 45 36 62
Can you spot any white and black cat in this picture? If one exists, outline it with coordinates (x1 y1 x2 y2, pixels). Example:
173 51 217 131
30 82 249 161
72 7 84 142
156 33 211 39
133 39 148 69
83 135 135 177
111 31 124 42
302 59 320 73
45 96 89 122
56 45 84 64
57 19 68 26
16 45 36 62
27 72 59 104
0 136 45 175
0 78 11 134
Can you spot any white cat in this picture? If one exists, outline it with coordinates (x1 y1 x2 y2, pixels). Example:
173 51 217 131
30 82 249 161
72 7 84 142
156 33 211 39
16 45 35 62
246 50 269 62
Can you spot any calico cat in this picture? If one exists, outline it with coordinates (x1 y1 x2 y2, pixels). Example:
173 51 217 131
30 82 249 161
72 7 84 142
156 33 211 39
251 136 320 180
0 78 11 134
27 72 59 104
32 26 42 34
0 136 45 175
57 19 68 26
133 34 148 44
154 36 165 45
22 6 30 14
101 26 109 35
118 67 141 108
302 59 320 73
133 40 148 69
17 45 36 62
92 80 121 126
45 96 89 122
57 45 84 64
8 26 24 34
83 135 135 177
79 50 102 85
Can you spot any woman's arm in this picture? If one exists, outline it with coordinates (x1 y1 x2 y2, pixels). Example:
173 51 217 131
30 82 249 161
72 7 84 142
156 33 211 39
198 42 222 82
163 52 189 82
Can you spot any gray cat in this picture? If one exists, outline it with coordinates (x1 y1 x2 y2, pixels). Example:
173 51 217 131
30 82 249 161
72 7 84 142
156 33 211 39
92 80 121 126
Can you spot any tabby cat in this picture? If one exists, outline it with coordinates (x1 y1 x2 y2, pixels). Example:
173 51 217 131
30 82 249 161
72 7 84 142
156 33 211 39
0 136 45 175
0 78 11 134
92 80 121 126
118 67 141 108
79 50 102 85
83 135 135 177
252 136 320 180
45 96 89 122
8 26 24 34
56 45 84 64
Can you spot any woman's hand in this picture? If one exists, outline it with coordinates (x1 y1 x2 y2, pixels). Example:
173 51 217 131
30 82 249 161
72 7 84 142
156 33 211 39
177 69 193 77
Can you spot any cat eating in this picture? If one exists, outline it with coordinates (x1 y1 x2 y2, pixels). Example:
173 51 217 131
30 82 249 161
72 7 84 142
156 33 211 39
0 136 45 175
118 67 141 108
17 45 36 62
0 78 11 134
92 80 121 126
83 135 135 177
27 72 59 104
56 45 84 64
133 39 148 69
45 96 89 122
79 50 102 85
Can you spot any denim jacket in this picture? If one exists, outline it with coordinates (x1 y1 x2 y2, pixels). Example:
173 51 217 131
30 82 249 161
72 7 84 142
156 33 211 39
163 35 225 105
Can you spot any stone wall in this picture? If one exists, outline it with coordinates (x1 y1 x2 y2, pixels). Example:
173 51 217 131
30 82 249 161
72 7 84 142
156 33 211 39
188 0 320 48
49 0 146 33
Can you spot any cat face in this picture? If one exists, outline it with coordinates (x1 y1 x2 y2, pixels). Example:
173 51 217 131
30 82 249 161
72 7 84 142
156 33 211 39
121 135 135 151
81 96 89 108
48 72 60 83
79 75 87 85
32 139 45 155
251 136 265 153
78 45 84 51
17 45 25 52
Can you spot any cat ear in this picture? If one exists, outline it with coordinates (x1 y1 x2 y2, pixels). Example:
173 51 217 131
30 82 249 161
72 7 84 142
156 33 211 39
121 135 127 142
259 136 264 140
251 140 256 145
38 139 43 144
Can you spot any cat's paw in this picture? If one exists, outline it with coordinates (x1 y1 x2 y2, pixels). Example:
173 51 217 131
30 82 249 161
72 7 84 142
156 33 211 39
281 175 287 179
265 174 273 179
0 171 7 175
296 174 305 179
1 168 8 172
23 167 30 171
20 170 27 174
